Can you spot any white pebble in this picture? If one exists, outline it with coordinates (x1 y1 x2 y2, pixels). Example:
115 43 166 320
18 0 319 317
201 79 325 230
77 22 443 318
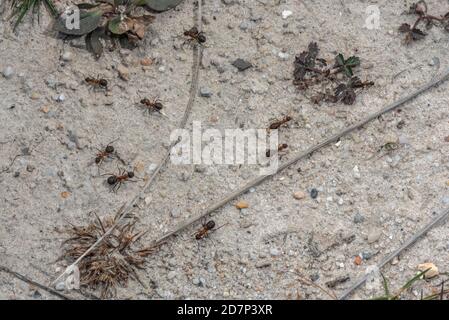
282 10 293 19
2 66 14 79
61 51 73 62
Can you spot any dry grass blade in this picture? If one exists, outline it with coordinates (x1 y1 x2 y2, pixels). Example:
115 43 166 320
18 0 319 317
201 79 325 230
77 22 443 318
61 214 159 298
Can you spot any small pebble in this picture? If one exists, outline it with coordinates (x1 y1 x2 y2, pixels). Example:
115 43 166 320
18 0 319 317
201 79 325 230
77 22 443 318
26 165 35 172
55 282 65 291
310 188 318 199
140 58 153 66
353 213 365 223
235 200 249 209
293 191 306 200
61 51 73 61
367 229 382 243
278 52 290 61
13 172 20 178
199 87 212 97
270 247 281 256
167 271 177 280
282 10 293 19
170 208 182 218
117 64 130 81
2 66 14 79
55 94 65 102
232 59 252 71
158 66 166 73
417 262 439 279
362 252 373 260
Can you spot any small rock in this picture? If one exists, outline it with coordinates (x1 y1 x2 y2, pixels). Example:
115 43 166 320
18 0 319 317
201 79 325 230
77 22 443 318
199 87 212 97
293 191 306 200
232 59 252 71
117 65 130 81
417 262 439 279
391 256 399 265
353 212 365 223
310 188 318 199
255 260 271 268
2 66 14 79
270 247 281 256
362 252 373 260
354 255 362 265
367 229 382 243
32 290 42 299
353 165 361 179
158 66 166 73
55 94 65 102
55 282 65 291
30 92 40 100
140 58 153 66
13 172 20 178
282 10 293 19
278 52 290 61
310 273 320 282
170 208 182 218
235 200 249 209
167 271 177 280
26 165 35 172
61 51 73 62
239 20 251 31
444 136 449 142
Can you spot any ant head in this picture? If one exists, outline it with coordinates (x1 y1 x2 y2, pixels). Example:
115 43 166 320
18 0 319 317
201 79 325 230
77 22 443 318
206 220 215 230
198 34 206 43
99 79 108 88
140 98 149 105
127 171 134 178
154 102 163 110
107 176 117 185
105 145 114 153
95 157 101 164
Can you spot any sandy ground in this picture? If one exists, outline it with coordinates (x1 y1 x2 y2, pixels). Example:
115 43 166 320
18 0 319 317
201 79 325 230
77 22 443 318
1 0 449 300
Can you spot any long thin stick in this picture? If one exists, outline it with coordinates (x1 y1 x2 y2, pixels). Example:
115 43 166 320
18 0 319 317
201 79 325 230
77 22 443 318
339 206 449 300
151 67 449 246
0 265 71 300
51 2 204 286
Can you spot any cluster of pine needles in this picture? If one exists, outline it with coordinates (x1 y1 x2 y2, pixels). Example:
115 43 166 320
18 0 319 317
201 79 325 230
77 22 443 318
7 0 58 30
61 213 158 298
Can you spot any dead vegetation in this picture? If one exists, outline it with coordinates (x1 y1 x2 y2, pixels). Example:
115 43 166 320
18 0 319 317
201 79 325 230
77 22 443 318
293 42 373 106
399 0 449 45
60 213 158 298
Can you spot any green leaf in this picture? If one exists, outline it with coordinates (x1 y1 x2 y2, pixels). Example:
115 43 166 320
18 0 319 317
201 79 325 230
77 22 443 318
335 54 360 77
86 27 105 59
54 9 103 36
143 0 185 12
76 3 101 10
108 15 130 35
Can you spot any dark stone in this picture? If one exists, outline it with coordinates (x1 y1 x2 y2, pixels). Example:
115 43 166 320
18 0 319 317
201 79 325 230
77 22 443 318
232 59 253 71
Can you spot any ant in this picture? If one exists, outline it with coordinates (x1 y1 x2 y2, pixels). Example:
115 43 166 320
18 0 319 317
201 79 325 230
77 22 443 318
103 168 138 193
94 139 117 166
266 143 288 157
85 76 108 90
183 26 206 45
193 219 227 241
139 97 167 116
268 116 292 131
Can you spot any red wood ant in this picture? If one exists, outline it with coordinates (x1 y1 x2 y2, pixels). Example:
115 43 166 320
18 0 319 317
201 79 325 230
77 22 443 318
103 168 138 193
269 116 292 130
94 139 118 166
193 219 227 241
85 76 108 90
183 26 206 45
139 97 167 116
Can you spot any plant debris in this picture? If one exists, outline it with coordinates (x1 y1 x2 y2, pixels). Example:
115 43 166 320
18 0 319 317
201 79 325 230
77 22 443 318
399 1 449 44
8 0 58 30
60 213 159 298
293 42 373 105
54 0 155 58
